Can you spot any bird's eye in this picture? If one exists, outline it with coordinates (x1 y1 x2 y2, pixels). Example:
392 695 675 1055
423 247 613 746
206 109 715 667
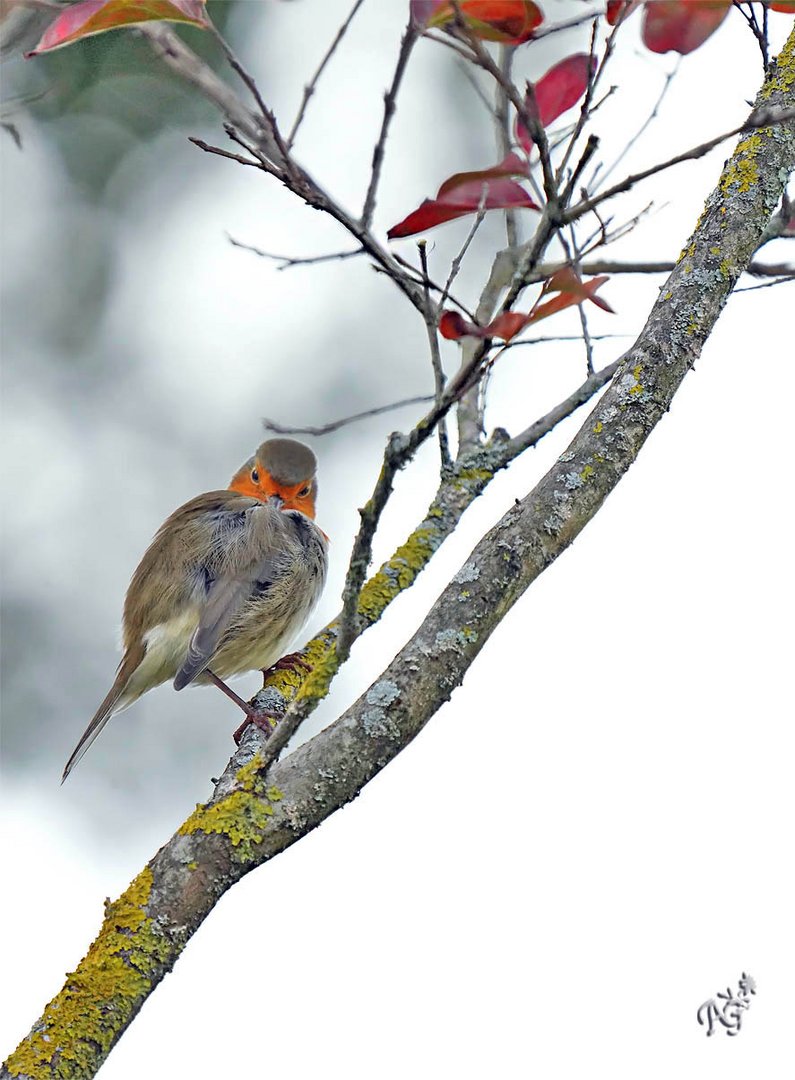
298 485 311 498
251 468 260 484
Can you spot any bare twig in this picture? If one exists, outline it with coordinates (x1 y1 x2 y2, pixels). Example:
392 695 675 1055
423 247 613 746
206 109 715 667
361 19 420 227
522 258 795 279
734 275 795 292
565 105 795 224
734 1 769 72
461 23 559 212
390 252 478 320
439 189 490 307
555 17 599 183
595 58 680 190
145 24 426 315
227 234 365 269
500 333 629 353
561 230 595 375
287 0 366 149
262 395 434 436
494 44 519 248
189 136 265 169
209 25 297 180
418 242 452 470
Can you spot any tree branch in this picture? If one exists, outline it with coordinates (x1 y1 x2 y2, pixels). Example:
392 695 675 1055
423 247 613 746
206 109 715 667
6 23 793 1080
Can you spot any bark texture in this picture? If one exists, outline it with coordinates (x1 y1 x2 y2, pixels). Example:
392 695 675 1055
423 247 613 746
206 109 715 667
4 27 795 1080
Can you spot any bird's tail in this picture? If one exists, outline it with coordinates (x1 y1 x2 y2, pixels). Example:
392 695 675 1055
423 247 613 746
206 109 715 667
61 651 140 783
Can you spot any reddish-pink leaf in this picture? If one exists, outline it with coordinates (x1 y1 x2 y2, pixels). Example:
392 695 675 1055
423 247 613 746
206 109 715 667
437 152 529 197
485 271 615 337
485 312 531 341
439 311 490 340
523 291 583 324
524 269 614 324
418 0 543 43
515 53 597 153
605 0 641 26
641 1 730 56
769 2 795 11
388 175 539 239
25 0 208 57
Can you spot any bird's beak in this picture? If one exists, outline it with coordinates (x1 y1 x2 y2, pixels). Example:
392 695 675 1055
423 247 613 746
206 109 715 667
267 493 284 509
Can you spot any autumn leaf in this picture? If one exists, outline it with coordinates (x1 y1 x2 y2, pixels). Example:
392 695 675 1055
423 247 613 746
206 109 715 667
388 159 539 240
439 311 489 339
515 54 597 154
413 0 543 44
438 268 614 341
605 0 642 25
25 0 209 58
641 1 731 56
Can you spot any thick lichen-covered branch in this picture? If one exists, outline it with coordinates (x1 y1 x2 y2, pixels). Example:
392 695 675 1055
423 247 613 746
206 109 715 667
5 26 793 1080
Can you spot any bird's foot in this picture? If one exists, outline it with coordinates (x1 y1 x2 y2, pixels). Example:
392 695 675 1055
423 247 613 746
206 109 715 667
262 651 312 686
233 707 280 746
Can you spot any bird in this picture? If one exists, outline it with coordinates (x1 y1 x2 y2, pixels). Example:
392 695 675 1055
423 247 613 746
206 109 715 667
62 437 328 782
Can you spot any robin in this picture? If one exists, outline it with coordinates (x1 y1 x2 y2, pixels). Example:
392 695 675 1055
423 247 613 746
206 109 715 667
62 438 328 782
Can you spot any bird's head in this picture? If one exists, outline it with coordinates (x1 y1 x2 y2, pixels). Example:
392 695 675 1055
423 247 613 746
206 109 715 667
229 437 319 518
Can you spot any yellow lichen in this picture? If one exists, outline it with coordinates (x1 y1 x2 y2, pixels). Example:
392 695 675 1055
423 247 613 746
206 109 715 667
721 134 762 195
762 29 795 99
628 364 644 396
592 421 603 434
580 465 595 481
4 869 168 1079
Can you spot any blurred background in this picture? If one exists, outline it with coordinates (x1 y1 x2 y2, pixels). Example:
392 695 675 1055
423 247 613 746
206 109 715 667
1 1 794 1076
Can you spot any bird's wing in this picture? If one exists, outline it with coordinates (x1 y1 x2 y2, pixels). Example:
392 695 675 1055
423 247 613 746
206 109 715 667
172 550 282 692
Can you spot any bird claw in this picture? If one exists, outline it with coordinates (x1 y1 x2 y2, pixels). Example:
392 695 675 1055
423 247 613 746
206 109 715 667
262 651 312 685
233 707 279 746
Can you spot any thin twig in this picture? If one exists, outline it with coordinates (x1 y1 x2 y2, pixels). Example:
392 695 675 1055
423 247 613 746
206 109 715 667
500 333 629 353
440 191 490 307
361 19 419 227
227 234 365 269
461 21 559 213
419 242 452 471
209 25 295 178
734 275 795 292
734 1 769 72
287 0 366 149
595 58 680 190
189 136 267 170
390 252 478 319
507 357 620 454
564 105 795 224
519 258 794 281
555 17 599 183
456 58 497 118
262 395 434 436
561 229 595 375
494 44 518 249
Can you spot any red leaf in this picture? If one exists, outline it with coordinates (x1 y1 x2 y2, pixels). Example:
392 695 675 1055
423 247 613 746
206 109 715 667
419 0 543 43
485 312 531 341
641 1 730 56
25 0 208 56
525 269 614 324
515 54 597 153
437 152 529 197
388 173 539 239
605 1 641 25
484 271 615 338
768 1 795 9
439 311 489 340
